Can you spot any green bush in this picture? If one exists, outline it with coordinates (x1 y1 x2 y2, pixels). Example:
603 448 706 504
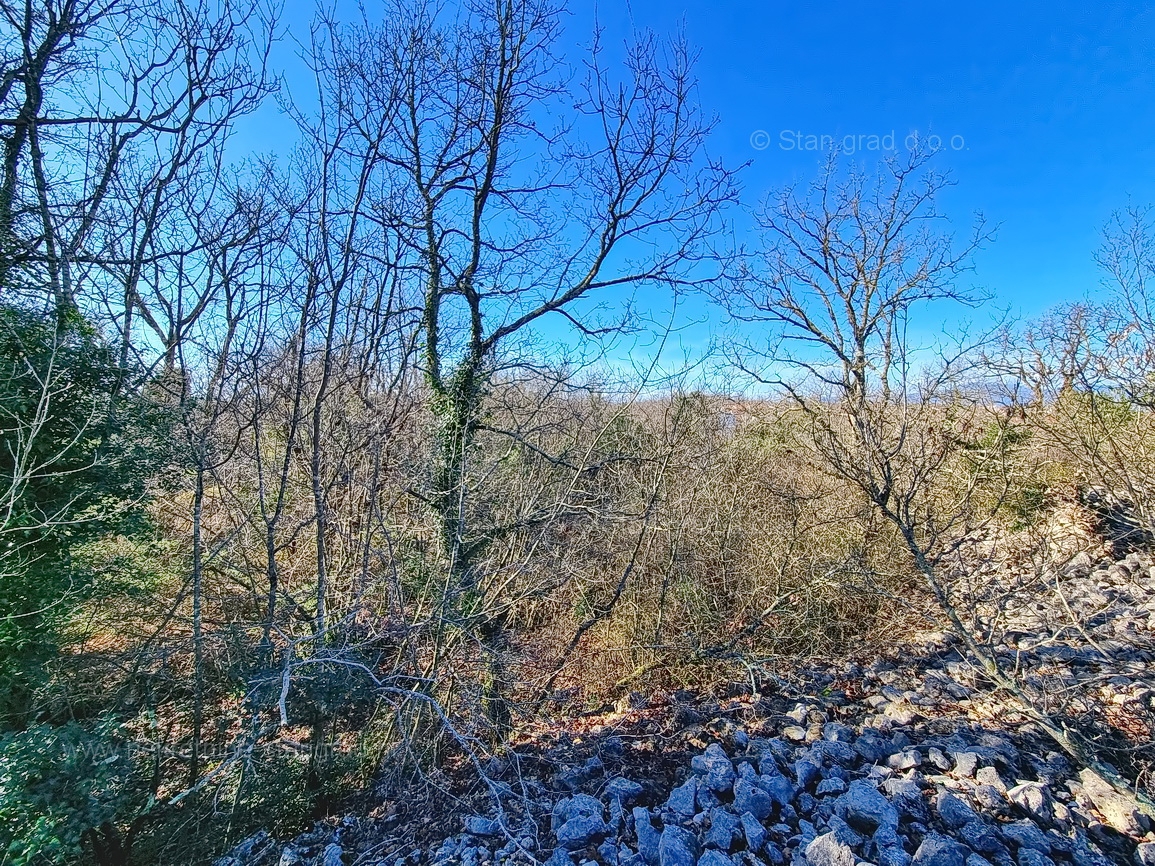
0 721 149 865
0 303 176 726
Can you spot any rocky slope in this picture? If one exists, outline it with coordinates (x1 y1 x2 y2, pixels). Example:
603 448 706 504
216 500 1155 866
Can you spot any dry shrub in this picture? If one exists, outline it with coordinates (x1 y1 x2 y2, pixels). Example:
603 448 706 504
504 394 927 704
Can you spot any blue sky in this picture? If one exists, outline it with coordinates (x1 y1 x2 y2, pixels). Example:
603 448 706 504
242 0 1155 360
584 0 1155 318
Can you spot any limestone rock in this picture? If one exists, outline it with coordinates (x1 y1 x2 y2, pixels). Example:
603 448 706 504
804 832 855 866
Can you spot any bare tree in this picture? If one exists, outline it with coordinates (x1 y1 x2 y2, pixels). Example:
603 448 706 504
1098 205 1155 411
302 0 737 736
725 149 992 581
725 150 1155 812
993 209 1155 531
0 0 277 325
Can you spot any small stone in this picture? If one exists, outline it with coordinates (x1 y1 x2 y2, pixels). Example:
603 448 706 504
912 832 967 866
976 767 1006 794
760 772 796 807
322 845 343 866
606 777 646 804
795 759 823 791
856 733 890 764
972 786 1005 811
873 823 902 848
952 752 980 778
816 778 847 796
666 777 698 818
697 785 723 811
757 751 784 777
705 808 741 851
958 821 1008 858
784 726 808 742
609 797 625 832
884 703 920 725
1007 783 1053 825
889 749 923 771
798 818 819 844
1077 769 1149 836
657 826 698 866
1016 850 1055 866
465 816 501 836
824 722 856 742
698 851 733 866
1000 821 1051 854
936 792 980 829
825 815 862 848
632 808 660 866
555 767 587 792
804 832 855 866
873 826 910 866
813 740 859 767
553 794 605 831
734 779 774 821
693 744 737 794
761 739 795 771
927 748 951 771
740 812 767 852
835 780 899 833
1070 831 1112 866
1135 842 1155 866
883 777 930 824
557 815 610 850
878 846 913 866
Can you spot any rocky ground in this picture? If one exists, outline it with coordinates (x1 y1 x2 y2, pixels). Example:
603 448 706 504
216 497 1155 866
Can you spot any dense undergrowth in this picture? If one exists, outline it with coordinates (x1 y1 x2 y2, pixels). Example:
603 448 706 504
1 1 1154 863
2 311 1152 865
